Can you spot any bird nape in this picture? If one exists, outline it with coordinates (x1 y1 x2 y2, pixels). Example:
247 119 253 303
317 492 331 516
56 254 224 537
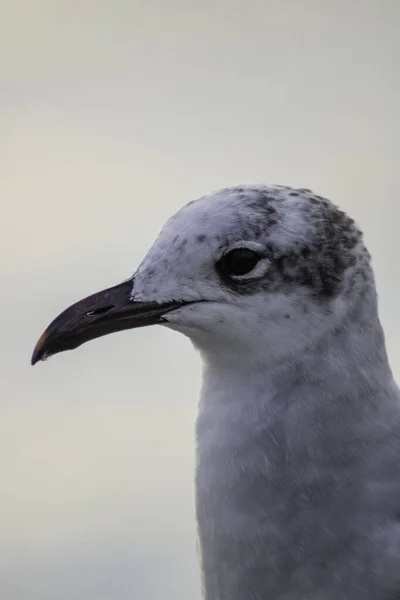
32 184 400 600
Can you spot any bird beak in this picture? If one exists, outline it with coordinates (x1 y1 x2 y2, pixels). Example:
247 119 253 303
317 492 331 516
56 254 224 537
31 278 191 365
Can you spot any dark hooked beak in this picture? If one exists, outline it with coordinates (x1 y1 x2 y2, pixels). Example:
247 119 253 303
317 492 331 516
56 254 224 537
31 278 192 365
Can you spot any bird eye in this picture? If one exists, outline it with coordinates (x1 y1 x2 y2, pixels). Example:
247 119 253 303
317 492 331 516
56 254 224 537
218 248 261 277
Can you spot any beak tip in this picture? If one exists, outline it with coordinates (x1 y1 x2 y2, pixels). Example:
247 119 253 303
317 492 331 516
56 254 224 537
31 352 40 366
31 331 48 366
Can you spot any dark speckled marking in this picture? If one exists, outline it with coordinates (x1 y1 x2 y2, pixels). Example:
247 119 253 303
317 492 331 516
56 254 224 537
184 199 198 208
213 186 366 300
177 238 187 251
197 234 206 243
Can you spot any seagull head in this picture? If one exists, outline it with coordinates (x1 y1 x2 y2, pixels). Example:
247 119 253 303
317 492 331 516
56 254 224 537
32 185 372 367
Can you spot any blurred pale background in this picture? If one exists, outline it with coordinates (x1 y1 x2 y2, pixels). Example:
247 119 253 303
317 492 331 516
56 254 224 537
1 1 399 599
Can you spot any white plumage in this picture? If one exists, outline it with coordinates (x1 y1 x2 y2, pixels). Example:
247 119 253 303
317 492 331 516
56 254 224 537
33 185 400 600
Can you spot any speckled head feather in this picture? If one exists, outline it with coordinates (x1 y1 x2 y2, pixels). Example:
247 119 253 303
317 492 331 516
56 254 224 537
133 184 374 365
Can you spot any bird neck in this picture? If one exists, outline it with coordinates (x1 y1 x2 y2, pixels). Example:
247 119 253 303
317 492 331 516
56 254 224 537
195 298 398 600
198 294 394 443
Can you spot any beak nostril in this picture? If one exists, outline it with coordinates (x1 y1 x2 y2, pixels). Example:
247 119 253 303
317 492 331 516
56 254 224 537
86 305 115 317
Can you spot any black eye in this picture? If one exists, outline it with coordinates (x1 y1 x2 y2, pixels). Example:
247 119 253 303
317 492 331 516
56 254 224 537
218 248 261 277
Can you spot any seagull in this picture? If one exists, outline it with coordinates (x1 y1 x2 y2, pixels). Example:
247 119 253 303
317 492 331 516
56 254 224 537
32 185 400 599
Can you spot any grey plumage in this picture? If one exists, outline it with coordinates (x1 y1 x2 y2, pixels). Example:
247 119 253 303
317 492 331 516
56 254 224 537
142 185 400 599
32 185 400 599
